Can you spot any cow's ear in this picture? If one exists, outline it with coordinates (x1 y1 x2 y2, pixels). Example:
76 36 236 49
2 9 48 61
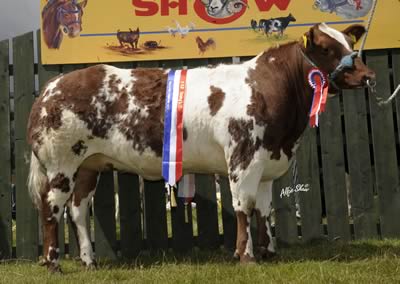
342 24 366 43
304 25 316 49
78 0 88 9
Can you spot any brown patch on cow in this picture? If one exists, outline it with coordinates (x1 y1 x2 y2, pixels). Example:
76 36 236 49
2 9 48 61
208 86 225 116
228 118 261 177
71 140 88 156
72 169 98 207
245 42 313 160
28 65 169 158
49 173 70 193
112 68 168 157
236 211 253 261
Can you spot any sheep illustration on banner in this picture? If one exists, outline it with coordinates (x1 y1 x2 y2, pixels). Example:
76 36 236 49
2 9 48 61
313 0 373 19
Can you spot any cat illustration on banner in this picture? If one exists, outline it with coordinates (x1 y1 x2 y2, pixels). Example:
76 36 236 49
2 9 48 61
313 0 373 19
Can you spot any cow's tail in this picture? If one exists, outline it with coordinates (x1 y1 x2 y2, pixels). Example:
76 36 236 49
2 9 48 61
28 152 47 209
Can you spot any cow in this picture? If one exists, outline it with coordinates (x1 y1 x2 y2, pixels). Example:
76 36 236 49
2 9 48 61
27 23 375 272
259 13 296 37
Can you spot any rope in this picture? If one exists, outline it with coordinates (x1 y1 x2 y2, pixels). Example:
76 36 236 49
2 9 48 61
378 84 400 106
358 0 378 58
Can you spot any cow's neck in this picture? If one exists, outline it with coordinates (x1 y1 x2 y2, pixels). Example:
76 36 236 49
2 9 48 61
245 41 316 159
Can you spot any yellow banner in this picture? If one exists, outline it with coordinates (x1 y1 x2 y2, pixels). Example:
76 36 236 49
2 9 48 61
40 0 399 65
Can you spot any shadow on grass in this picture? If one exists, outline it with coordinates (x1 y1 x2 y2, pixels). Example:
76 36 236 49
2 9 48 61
89 239 400 270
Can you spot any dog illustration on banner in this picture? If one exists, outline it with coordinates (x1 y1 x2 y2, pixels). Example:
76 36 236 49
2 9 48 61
42 0 88 49
313 0 373 19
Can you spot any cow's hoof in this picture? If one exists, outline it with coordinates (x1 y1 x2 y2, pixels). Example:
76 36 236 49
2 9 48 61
257 246 277 260
48 263 62 274
233 250 240 260
239 254 256 264
82 260 97 270
38 257 47 266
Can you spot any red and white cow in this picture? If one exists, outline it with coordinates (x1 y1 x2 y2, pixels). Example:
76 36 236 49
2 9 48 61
27 23 375 272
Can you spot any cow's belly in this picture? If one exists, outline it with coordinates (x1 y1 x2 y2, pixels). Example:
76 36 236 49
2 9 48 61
260 150 292 182
79 129 228 180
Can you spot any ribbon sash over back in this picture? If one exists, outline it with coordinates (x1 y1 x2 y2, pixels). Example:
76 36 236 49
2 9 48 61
162 69 187 187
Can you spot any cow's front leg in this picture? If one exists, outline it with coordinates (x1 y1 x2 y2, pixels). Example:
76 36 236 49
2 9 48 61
230 161 264 264
235 211 255 263
255 181 276 259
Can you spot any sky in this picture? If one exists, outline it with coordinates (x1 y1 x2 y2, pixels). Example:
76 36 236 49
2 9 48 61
0 0 40 41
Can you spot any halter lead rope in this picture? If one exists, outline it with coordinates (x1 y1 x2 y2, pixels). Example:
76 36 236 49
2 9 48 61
358 0 400 106
357 0 378 58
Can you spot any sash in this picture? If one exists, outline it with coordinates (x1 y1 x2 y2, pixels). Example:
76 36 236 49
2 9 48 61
162 69 187 187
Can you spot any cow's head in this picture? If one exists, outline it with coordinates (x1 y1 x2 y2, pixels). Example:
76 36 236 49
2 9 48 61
302 23 375 93
58 0 88 37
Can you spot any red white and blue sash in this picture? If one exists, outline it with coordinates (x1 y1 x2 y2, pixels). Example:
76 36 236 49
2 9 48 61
162 69 187 188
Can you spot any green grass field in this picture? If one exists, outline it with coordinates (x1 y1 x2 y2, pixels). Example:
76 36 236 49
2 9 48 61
2 239 400 283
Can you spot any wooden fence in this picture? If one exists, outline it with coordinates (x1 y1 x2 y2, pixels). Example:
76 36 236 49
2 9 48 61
1 31 400 261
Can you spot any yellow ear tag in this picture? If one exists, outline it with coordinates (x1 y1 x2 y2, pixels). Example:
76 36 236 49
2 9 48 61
302 35 307 48
350 34 357 43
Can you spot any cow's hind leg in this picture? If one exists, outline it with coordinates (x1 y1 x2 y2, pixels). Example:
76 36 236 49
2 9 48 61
255 181 276 260
230 162 264 263
67 168 99 269
41 170 77 272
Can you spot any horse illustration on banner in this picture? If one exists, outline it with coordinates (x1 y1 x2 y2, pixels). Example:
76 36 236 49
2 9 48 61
313 0 373 19
42 0 88 49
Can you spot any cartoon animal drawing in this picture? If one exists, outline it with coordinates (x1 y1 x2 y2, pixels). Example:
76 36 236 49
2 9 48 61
41 0 88 49
166 21 195 38
259 13 296 37
117 28 140 49
313 0 373 19
200 0 248 18
195 36 216 55
143 41 161 49
250 19 258 31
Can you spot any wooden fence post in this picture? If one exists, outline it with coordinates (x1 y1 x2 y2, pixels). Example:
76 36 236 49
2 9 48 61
367 50 400 238
13 32 38 260
343 88 377 239
319 94 351 241
0 39 12 259
297 128 324 242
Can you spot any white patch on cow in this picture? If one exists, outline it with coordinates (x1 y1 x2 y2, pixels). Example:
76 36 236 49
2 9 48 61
69 192 96 265
40 107 48 118
256 181 275 253
244 216 254 258
268 57 276 63
47 246 60 264
318 23 352 51
42 77 62 102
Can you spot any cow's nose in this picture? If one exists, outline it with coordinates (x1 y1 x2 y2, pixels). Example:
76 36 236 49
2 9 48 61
363 70 376 85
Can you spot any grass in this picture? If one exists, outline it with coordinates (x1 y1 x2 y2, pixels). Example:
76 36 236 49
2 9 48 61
2 239 400 283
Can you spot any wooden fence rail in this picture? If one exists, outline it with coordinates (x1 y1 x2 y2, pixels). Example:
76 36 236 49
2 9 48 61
1 30 400 261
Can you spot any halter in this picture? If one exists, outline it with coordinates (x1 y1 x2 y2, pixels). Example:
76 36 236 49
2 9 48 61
299 46 358 89
57 1 82 34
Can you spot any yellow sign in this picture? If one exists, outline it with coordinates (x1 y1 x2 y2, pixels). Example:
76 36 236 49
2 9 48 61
40 0 400 65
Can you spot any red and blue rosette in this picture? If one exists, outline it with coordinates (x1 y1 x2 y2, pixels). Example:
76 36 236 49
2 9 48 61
308 68 329 127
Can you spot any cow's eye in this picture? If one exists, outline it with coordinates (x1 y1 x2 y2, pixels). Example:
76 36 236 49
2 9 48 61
322 48 329 55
